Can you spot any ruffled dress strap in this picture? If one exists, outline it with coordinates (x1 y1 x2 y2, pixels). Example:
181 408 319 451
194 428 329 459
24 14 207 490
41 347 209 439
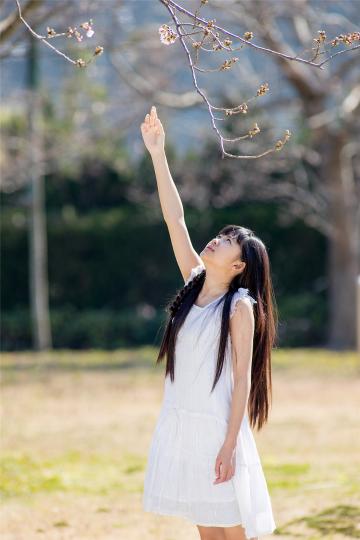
184 263 205 286
230 287 257 318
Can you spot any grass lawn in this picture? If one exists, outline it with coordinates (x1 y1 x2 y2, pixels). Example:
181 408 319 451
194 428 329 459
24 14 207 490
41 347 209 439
1 348 359 539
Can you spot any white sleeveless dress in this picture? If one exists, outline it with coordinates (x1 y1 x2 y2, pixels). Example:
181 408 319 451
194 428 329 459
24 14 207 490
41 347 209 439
142 263 276 538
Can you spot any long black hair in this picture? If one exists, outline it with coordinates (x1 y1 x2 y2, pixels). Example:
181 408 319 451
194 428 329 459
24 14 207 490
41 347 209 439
156 225 278 431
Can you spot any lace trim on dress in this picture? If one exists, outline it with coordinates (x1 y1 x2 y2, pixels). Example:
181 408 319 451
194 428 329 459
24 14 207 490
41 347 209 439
184 265 257 316
230 288 257 319
184 263 206 286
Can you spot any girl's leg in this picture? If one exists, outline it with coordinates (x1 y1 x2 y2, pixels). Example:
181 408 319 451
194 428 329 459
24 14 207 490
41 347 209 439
223 524 257 540
196 525 226 540
196 523 258 540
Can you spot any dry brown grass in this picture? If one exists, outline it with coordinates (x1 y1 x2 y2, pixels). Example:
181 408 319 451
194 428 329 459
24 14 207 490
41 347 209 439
1 348 359 539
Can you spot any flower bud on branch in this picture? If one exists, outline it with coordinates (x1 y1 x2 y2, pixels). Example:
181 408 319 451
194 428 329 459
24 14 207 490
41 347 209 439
275 130 291 151
15 0 104 68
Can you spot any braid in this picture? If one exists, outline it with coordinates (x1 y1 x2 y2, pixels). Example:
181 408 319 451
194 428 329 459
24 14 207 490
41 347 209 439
168 269 205 319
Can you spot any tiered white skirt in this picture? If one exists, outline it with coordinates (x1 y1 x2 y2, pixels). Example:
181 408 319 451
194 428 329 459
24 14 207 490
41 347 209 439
142 405 276 538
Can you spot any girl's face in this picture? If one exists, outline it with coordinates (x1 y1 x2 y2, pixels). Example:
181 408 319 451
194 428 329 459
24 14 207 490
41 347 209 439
200 233 245 272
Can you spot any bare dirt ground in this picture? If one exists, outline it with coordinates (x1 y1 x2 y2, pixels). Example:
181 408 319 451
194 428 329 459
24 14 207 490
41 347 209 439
1 349 359 540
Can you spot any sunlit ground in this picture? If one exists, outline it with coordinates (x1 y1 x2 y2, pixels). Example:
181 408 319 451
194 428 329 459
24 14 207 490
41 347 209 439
1 348 360 539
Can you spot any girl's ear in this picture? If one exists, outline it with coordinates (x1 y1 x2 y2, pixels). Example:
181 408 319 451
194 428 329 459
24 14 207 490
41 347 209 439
233 260 246 272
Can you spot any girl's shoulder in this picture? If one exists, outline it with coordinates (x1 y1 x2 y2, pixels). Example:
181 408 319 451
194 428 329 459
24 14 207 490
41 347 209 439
230 287 257 318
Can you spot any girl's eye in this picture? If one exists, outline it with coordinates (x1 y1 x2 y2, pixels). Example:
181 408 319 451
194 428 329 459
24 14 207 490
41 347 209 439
216 234 231 243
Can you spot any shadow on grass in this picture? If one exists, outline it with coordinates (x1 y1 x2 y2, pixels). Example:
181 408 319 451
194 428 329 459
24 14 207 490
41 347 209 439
275 504 360 537
0 360 156 372
2 348 359 376
0 348 162 373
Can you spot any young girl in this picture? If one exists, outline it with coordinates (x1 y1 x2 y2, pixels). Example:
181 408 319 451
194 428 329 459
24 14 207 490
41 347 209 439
140 106 277 540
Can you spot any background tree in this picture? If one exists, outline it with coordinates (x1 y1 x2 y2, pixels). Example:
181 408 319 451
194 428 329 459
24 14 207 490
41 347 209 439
1 0 359 349
207 0 360 348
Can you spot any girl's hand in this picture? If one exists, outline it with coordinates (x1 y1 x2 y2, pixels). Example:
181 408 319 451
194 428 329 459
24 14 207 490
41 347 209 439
140 105 165 156
213 443 236 484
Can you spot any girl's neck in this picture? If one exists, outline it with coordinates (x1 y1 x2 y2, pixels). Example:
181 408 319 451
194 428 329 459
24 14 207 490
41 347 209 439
201 272 229 298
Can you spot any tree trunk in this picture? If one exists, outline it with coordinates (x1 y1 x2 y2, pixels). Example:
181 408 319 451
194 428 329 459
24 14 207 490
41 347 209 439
323 131 359 349
27 35 52 350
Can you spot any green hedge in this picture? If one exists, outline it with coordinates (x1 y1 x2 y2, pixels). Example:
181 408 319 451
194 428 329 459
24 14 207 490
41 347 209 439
1 307 166 351
1 203 327 350
1 293 327 350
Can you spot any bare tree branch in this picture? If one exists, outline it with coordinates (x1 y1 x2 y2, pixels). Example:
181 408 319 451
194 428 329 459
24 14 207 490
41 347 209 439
160 1 292 159
10 0 103 67
161 0 359 69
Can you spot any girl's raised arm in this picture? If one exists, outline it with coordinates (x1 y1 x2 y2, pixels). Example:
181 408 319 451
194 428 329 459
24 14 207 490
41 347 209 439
140 106 202 282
